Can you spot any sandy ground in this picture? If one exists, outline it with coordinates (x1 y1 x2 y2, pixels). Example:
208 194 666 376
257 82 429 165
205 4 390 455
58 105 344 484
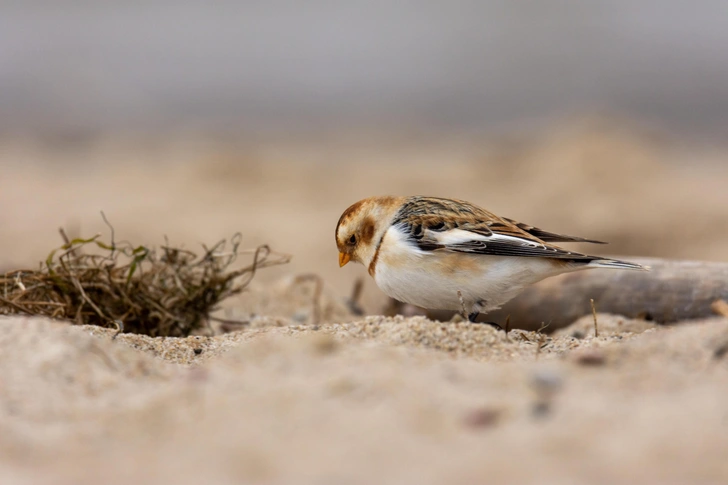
1 314 728 484
2 120 728 483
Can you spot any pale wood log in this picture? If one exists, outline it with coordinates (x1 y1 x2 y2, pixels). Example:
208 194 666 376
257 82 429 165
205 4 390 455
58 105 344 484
421 258 728 331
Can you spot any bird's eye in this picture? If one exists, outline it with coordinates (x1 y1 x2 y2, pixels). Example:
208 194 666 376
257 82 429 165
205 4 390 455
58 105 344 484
349 235 357 245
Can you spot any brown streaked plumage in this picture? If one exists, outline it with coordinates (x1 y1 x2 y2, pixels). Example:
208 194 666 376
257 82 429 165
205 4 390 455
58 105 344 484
335 196 647 321
500 218 606 244
367 236 384 276
390 196 603 246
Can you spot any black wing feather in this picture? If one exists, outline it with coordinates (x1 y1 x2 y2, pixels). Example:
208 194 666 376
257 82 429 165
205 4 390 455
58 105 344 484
444 238 598 261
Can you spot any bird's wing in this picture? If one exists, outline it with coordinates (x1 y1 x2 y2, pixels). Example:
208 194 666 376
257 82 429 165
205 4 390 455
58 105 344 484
392 196 600 260
500 218 606 244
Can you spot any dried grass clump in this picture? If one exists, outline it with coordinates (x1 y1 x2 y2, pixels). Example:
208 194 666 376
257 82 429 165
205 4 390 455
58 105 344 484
0 223 289 337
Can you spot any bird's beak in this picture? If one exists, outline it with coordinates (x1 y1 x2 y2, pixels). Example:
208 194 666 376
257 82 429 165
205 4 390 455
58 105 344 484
339 252 351 267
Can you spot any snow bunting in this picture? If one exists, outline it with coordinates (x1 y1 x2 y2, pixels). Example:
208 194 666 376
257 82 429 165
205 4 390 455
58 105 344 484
335 196 647 322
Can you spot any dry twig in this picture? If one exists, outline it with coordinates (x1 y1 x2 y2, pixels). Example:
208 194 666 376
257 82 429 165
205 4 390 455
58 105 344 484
294 274 324 325
590 299 599 338
535 321 550 360
346 278 365 316
457 290 467 318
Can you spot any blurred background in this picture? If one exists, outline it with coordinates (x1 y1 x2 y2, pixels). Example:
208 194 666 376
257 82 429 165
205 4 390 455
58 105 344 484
2 1 728 313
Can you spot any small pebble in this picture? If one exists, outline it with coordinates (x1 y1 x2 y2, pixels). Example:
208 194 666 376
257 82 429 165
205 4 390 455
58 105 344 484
532 401 552 418
713 342 728 360
574 349 606 366
292 311 309 323
530 370 563 395
308 333 338 355
186 367 208 383
462 407 501 429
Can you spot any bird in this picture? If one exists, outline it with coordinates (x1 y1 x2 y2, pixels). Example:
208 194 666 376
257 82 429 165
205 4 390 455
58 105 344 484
335 196 647 323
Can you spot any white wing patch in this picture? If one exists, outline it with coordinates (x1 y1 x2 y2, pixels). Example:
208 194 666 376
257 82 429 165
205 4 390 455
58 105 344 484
426 227 585 259
483 233 546 248
431 229 545 249
386 224 429 255
430 228 489 245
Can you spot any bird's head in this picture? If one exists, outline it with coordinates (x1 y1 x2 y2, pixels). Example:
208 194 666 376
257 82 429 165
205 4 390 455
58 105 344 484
335 196 402 268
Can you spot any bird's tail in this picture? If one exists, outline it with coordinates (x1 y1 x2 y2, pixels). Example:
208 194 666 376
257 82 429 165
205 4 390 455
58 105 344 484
587 258 650 271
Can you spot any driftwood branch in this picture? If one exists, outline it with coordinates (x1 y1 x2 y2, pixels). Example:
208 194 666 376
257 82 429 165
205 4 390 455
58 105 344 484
423 257 728 331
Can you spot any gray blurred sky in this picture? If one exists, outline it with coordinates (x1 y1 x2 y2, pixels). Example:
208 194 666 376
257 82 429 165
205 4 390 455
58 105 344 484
2 1 728 134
